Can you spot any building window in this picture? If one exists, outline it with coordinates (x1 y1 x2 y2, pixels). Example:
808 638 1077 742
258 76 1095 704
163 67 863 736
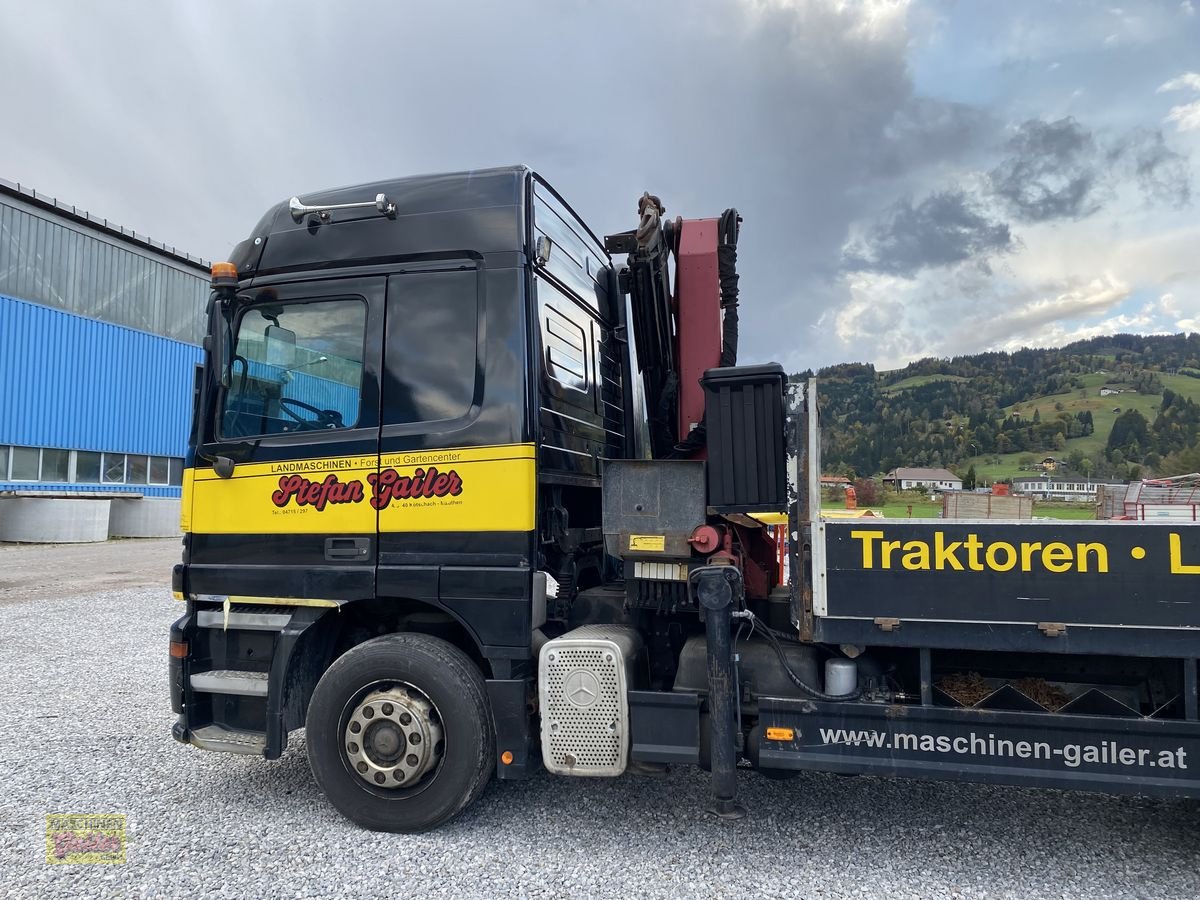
10 446 40 481
42 448 70 482
0 447 185 487
127 455 149 485
102 453 126 484
149 457 170 485
74 451 102 483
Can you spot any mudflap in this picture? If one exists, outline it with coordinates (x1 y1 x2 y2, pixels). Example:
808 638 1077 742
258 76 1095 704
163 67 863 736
487 679 533 780
755 697 1200 799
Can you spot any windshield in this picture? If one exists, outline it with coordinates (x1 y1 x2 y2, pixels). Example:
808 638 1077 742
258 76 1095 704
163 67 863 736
219 298 366 438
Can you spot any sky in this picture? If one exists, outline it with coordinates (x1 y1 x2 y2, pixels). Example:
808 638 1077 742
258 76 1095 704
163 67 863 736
2 0 1197 372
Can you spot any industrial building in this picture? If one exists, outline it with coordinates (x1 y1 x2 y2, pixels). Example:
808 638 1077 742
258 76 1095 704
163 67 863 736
0 177 208 538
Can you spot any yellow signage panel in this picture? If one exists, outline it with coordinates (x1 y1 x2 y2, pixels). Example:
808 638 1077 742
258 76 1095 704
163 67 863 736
186 444 535 534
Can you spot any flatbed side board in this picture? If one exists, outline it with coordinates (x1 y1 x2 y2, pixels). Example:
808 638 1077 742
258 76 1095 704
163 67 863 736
821 520 1200 630
756 698 1200 799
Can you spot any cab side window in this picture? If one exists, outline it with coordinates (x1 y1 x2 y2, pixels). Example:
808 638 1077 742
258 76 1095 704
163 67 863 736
383 269 480 426
220 299 366 438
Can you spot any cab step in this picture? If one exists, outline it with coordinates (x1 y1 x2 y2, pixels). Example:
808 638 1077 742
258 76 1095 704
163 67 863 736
189 670 269 698
188 724 267 756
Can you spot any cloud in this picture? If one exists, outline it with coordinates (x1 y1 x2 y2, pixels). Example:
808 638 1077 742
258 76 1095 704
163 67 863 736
866 98 997 181
0 0 1195 373
1108 128 1192 207
1158 72 1200 132
839 112 1190 290
1001 293 1183 351
0 0 960 372
828 218 1200 368
842 189 1015 276
968 274 1132 346
989 118 1106 221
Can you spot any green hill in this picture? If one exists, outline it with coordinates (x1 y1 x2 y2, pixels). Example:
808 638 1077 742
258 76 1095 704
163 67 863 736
801 334 1200 483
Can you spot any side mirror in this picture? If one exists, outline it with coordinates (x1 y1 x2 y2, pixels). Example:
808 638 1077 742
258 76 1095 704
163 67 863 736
264 324 297 368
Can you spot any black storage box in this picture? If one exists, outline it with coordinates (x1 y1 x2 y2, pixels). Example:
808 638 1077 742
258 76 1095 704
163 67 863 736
701 363 788 512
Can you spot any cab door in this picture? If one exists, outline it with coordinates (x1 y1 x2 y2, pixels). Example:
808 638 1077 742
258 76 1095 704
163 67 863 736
375 260 537 648
187 276 384 601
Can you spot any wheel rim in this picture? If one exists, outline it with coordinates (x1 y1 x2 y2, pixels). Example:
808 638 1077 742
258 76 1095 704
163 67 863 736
343 685 444 790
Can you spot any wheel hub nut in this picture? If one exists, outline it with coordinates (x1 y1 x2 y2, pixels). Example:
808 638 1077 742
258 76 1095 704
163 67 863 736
344 687 443 789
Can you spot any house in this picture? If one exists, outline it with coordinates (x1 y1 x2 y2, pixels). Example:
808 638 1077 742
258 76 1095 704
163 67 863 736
1100 387 1121 397
883 467 962 492
820 475 851 487
1012 477 1126 503
1040 457 1059 471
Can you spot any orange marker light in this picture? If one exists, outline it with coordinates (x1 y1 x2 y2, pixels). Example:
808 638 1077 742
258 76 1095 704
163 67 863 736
169 640 189 659
765 726 794 741
210 261 238 287
500 751 514 765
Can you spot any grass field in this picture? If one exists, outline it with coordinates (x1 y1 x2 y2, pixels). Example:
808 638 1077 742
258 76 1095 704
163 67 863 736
879 373 969 395
957 371 1200 481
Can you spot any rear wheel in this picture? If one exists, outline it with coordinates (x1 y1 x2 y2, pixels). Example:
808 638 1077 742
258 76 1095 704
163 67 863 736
306 633 494 832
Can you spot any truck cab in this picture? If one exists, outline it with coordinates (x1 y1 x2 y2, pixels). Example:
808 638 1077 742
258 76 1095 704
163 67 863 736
171 167 703 830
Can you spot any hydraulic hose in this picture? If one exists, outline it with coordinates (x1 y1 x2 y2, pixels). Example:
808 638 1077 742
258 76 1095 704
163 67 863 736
735 610 863 702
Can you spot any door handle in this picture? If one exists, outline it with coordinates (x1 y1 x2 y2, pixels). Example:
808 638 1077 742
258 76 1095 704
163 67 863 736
325 537 371 561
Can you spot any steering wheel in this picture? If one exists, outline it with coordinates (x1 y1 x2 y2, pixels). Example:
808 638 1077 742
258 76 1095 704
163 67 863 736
278 397 344 430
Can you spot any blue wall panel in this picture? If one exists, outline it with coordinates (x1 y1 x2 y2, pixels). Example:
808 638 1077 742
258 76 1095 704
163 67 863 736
0 293 201 455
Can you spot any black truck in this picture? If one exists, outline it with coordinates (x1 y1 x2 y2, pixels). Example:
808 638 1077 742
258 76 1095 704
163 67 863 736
170 167 1200 831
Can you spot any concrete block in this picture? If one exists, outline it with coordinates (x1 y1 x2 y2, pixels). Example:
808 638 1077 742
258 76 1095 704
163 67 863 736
0 498 111 543
109 498 182 538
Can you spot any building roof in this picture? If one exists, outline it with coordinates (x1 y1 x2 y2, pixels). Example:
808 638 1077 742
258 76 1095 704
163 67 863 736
820 475 851 484
885 467 961 482
0 177 209 271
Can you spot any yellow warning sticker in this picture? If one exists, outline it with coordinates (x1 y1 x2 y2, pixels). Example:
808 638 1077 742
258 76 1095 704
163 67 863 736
629 534 666 552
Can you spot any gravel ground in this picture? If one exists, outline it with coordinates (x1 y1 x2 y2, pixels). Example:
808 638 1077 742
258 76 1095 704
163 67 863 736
1 580 1198 897
0 538 181 604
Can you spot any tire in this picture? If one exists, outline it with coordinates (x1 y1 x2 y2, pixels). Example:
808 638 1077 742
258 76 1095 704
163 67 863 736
306 632 494 832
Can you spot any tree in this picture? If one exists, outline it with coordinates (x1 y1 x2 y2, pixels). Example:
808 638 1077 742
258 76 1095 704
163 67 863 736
963 465 977 491
1053 432 1067 451
853 477 879 506
1107 409 1151 461
1032 408 1042 424
1159 444 1200 477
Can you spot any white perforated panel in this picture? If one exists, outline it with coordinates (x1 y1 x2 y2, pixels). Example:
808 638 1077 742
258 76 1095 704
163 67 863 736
538 626 641 777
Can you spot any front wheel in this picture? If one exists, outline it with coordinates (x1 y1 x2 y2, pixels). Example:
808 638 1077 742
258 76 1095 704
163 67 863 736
306 633 494 832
